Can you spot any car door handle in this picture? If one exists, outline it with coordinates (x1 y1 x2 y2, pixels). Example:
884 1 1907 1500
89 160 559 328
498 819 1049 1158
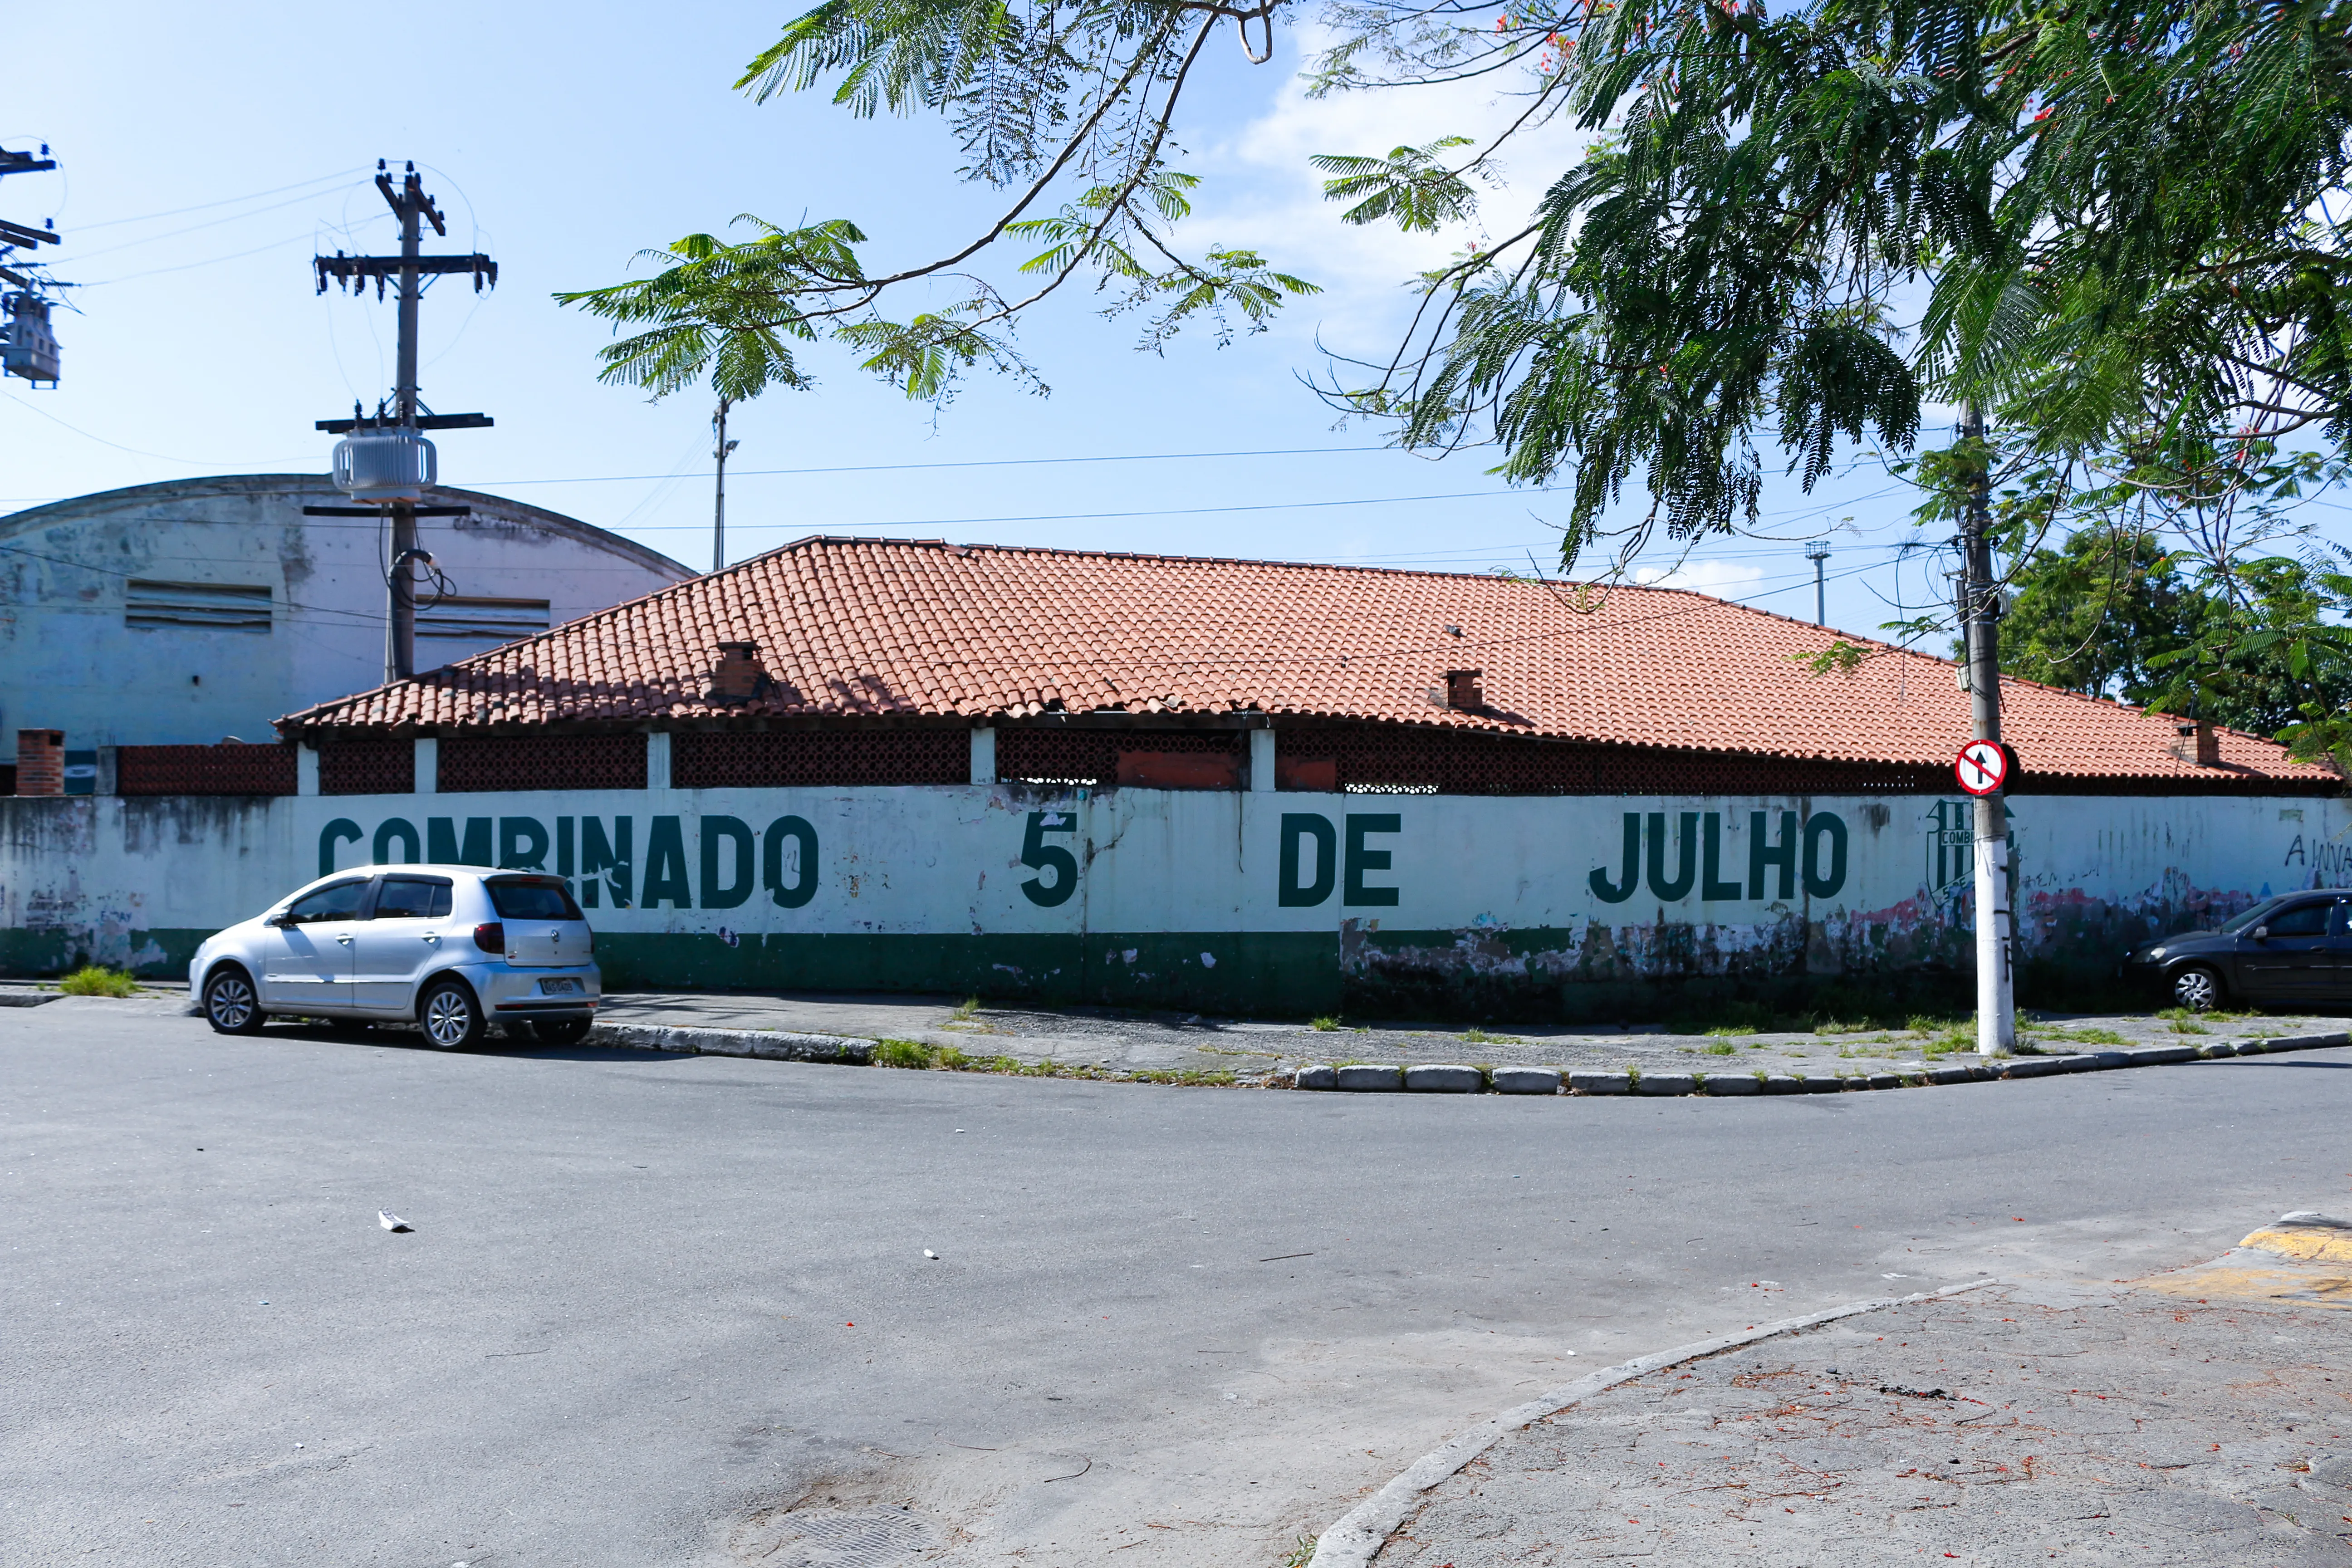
421 934 441 944
336 935 353 945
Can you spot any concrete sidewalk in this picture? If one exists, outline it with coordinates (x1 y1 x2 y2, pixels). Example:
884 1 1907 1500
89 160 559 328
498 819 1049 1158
592 987 2345 1084
1357 1220 2352 1566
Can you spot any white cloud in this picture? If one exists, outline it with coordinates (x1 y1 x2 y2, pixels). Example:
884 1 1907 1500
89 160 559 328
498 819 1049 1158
1182 29 1595 338
1633 558 1769 599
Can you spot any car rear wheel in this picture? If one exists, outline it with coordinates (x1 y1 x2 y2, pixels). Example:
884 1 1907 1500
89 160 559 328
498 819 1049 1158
2171 964 2224 1011
202 966 266 1035
417 979 486 1050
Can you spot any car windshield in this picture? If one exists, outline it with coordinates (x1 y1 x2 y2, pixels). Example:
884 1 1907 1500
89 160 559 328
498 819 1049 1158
2218 897 2292 935
487 877 583 921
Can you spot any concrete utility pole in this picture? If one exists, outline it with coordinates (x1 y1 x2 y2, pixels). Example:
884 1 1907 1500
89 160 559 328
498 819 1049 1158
712 398 739 574
1806 540 1830 624
1959 401 2017 1055
308 161 497 683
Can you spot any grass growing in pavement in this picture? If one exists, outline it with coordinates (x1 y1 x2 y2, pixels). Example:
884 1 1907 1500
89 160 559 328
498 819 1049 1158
2036 1026 2131 1046
948 996 983 1024
1462 1025 1522 1044
57 966 141 997
1309 1015 1341 1031
1703 1041 1738 1055
872 1038 1236 1085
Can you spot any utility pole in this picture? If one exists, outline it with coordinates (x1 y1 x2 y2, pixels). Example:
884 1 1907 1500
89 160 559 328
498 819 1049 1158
1959 401 2016 1055
712 398 739 573
0 143 65 387
1805 540 1830 625
307 161 496 683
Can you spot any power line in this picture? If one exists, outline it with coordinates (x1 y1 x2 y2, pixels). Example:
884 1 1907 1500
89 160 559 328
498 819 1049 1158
67 168 366 232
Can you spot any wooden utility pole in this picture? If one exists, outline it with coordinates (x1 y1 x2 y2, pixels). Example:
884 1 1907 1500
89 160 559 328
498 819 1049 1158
1959 402 2016 1055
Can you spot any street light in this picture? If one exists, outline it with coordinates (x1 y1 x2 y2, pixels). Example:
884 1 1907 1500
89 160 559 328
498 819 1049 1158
1805 540 1831 624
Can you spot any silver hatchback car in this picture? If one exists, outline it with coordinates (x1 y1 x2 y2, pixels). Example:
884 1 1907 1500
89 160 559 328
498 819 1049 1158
190 864 602 1049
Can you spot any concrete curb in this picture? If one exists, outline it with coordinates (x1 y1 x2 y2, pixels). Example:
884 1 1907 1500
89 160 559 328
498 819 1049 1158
1307 1279 1998 1568
586 1021 873 1064
1288 1031 2349 1099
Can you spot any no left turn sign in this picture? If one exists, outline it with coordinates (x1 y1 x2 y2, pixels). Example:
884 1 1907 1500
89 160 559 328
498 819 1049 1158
1955 739 2009 795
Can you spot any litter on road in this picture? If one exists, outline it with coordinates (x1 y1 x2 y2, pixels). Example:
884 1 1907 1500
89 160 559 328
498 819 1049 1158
378 1211 413 1232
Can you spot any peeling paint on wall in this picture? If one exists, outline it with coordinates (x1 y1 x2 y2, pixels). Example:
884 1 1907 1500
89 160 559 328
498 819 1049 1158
0 787 2335 1014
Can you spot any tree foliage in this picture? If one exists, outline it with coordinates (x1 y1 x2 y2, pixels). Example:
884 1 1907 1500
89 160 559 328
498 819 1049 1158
554 0 2352 757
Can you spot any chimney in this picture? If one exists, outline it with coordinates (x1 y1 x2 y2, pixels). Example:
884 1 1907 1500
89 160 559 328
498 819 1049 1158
2171 720 2224 768
1445 670 1484 711
706 641 769 702
16 729 64 795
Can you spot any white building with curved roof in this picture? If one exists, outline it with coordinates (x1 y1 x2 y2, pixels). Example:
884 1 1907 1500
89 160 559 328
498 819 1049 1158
0 474 693 755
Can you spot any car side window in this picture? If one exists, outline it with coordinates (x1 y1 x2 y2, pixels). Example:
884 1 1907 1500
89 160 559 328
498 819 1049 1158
2333 901 2352 938
2266 901 2330 937
284 881 368 924
374 878 452 920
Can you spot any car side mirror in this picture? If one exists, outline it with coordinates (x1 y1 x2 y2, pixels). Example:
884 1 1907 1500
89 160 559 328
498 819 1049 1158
266 912 293 927
2250 925 2269 941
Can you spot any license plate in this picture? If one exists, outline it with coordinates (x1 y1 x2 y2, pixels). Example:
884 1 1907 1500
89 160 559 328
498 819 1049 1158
539 977 584 995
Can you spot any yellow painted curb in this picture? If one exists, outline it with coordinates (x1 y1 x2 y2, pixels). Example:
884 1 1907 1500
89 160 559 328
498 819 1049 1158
2145 1263 2352 1309
2239 1226 2352 1265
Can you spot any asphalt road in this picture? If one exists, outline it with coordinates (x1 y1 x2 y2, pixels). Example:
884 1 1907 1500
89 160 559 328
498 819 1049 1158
5 997 2349 1568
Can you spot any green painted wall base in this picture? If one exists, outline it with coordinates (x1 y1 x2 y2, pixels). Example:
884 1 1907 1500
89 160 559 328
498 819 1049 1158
0 925 2122 1023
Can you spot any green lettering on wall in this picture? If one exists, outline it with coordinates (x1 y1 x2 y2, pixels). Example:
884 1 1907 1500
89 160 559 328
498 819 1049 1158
1700 812 1743 901
1343 813 1401 907
372 817 420 865
580 818 632 908
319 818 362 878
1279 813 1337 907
500 817 549 871
1589 813 1639 904
1646 811 1697 900
427 817 492 866
1748 810 1798 901
764 816 819 909
556 817 575 880
1803 812 1848 898
1020 811 1079 908
700 815 755 909
642 816 693 908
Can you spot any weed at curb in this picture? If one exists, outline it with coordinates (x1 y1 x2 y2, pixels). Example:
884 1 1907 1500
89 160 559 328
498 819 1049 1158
1703 1041 1737 1056
57 966 141 998
1279 1535 1317 1568
1309 1015 1341 1032
1462 1025 1522 1044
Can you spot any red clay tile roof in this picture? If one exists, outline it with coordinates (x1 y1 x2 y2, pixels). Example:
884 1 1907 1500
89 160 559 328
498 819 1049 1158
278 536 2336 785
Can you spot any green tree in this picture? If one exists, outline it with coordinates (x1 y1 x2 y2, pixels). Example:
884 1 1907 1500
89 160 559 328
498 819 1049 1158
556 0 2352 753
1999 529 2190 706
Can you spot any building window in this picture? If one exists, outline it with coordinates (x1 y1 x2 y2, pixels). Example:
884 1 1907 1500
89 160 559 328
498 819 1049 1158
417 596 552 642
125 579 272 632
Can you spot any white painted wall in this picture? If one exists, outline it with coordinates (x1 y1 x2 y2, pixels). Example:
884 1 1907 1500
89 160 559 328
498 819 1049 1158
1 786 2333 976
0 475 694 748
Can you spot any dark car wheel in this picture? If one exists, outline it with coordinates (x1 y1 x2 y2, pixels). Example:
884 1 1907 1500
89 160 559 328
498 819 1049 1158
417 979 487 1050
202 966 267 1035
522 1017 593 1046
2171 964 2224 1011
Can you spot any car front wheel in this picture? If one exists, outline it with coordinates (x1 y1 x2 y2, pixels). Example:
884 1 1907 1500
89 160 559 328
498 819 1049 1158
417 979 486 1050
2171 964 2224 1011
202 966 267 1035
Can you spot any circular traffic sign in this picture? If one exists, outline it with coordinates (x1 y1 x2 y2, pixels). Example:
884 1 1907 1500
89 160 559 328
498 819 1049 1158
1955 739 2008 796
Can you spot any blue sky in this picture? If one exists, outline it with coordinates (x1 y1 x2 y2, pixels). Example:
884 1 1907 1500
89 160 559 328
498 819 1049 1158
6 1 2019 640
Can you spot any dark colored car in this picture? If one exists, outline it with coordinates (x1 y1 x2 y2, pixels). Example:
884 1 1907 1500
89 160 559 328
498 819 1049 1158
2123 892 2352 1010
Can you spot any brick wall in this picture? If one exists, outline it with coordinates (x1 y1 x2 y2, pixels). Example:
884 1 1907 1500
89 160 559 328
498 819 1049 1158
14 730 63 796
